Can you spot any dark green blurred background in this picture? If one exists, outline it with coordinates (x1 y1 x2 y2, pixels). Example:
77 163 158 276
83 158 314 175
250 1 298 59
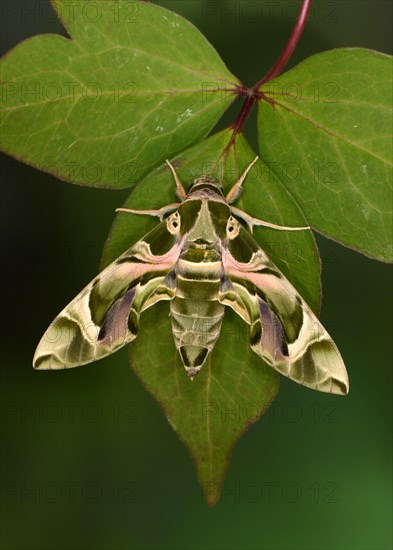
1 1 392 549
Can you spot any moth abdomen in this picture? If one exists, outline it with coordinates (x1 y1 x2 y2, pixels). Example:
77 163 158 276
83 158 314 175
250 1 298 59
179 346 209 379
170 294 225 377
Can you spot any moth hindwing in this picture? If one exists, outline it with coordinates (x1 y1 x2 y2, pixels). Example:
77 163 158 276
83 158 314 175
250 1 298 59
34 158 349 395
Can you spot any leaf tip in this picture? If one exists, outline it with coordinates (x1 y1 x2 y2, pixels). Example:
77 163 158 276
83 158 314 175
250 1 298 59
201 481 222 508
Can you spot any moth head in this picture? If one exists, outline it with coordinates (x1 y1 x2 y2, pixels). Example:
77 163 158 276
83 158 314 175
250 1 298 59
226 215 240 239
192 175 217 185
166 211 181 235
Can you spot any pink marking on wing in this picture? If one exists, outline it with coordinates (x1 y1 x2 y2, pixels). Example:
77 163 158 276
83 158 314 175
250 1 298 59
223 250 290 294
223 250 266 273
134 244 181 265
94 246 180 292
114 261 174 281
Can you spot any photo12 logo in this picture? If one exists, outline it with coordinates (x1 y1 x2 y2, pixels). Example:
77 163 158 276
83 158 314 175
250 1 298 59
202 480 340 504
1 401 141 424
201 399 340 424
0 481 140 504
1 1 140 24
201 1 340 24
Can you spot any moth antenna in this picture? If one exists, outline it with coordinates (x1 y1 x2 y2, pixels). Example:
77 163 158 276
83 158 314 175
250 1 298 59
226 156 259 204
166 159 187 200
230 206 310 233
116 203 180 222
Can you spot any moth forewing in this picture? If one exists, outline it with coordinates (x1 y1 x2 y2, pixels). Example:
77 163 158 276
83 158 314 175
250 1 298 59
33 218 181 370
222 227 348 395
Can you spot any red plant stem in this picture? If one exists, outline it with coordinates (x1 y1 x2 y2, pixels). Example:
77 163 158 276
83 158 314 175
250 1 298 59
229 0 312 140
253 0 312 90
230 91 255 137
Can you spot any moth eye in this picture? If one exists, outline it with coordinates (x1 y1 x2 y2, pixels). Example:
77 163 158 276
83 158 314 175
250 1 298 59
226 216 240 239
167 212 181 234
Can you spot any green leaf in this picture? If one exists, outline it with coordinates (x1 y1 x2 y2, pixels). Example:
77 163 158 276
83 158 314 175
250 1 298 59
258 48 393 262
0 0 238 188
101 129 321 506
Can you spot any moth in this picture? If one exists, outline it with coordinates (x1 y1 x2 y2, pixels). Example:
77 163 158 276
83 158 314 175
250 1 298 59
33 157 349 395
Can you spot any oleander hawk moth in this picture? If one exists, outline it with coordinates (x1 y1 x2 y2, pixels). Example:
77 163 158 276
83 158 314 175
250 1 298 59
33 158 349 395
